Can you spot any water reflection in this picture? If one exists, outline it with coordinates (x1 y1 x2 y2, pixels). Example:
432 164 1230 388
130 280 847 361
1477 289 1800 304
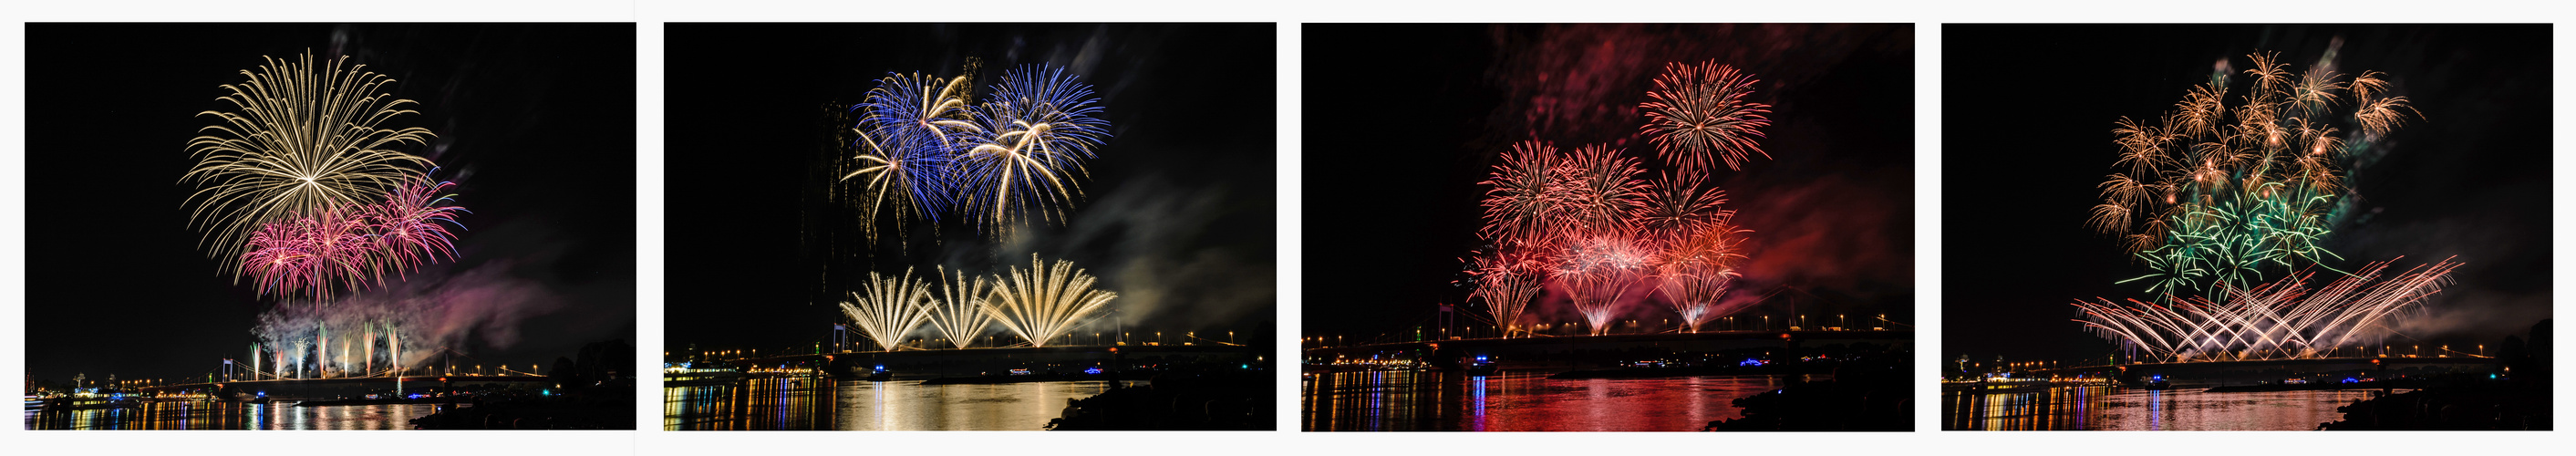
26 401 439 430
1300 371 1779 431
664 377 1146 430
1945 386 2397 430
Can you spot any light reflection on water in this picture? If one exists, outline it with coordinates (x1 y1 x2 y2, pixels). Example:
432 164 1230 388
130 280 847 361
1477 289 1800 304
664 377 1143 430
26 401 438 430
1299 370 1778 431
1944 386 2395 430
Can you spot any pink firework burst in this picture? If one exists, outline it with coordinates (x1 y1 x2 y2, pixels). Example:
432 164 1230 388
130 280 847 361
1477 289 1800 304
362 177 467 281
239 175 467 303
1640 61 1773 173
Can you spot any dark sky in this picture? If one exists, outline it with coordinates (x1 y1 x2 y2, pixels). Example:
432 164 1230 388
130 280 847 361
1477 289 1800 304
660 24 1278 354
1299 24 1916 339
1941 25 2552 362
24 24 638 385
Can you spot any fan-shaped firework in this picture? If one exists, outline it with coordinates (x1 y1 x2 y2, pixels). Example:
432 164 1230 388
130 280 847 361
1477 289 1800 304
1468 245 1549 337
2074 257 2459 362
1650 214 1750 332
925 265 994 348
185 52 436 275
981 254 1117 347
845 70 977 244
839 269 935 351
959 65 1110 237
2088 51 2414 299
1552 229 1649 336
1640 61 1773 173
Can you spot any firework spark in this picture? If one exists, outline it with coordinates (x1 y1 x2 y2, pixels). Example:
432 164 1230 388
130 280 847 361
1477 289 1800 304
981 254 1117 347
1548 144 1651 233
237 174 466 303
958 65 1111 238
1640 61 1773 173
845 69 977 246
2089 51 2414 298
1478 140 1563 246
924 265 994 348
840 269 934 351
1468 245 1548 337
1650 214 1750 332
2074 257 2459 362
1552 229 1649 336
184 52 436 275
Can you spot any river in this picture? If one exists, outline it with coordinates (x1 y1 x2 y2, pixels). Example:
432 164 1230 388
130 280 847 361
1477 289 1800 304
26 400 440 430
1300 370 1783 431
1944 385 2398 430
664 377 1147 430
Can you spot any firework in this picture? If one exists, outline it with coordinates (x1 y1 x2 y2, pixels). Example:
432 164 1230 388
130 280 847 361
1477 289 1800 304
1650 214 1750 332
839 269 935 351
844 70 977 245
981 254 1117 347
1640 61 1773 173
361 174 468 282
2074 257 2459 362
958 65 1110 237
924 265 994 348
184 52 436 275
240 208 378 302
1468 245 1549 337
2088 51 2414 298
238 173 467 303
1548 144 1650 233
1635 171 1731 242
1479 140 1563 247
1552 229 1649 336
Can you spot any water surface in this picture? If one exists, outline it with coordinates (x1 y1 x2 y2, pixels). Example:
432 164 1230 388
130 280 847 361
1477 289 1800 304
665 377 1143 430
1944 385 2395 430
1300 370 1779 431
27 401 439 430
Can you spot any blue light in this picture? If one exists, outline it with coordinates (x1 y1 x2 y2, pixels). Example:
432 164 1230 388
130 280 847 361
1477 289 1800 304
1475 356 1489 362
1739 358 1764 367
2342 378 2359 384
1083 367 1104 375
874 365 885 370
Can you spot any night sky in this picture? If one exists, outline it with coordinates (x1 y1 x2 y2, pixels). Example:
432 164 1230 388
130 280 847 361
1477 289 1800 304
1299 24 1916 339
23 24 638 385
660 24 1278 354
1941 25 2552 362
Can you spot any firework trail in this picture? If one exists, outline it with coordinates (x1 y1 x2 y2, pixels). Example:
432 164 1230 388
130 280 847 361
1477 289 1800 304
845 69 977 246
840 268 934 351
184 52 436 275
981 254 1117 347
959 64 1111 238
924 265 994 348
1467 245 1549 337
1640 61 1773 173
1635 171 1731 243
2089 51 2416 299
1552 229 1649 336
2074 257 2458 362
